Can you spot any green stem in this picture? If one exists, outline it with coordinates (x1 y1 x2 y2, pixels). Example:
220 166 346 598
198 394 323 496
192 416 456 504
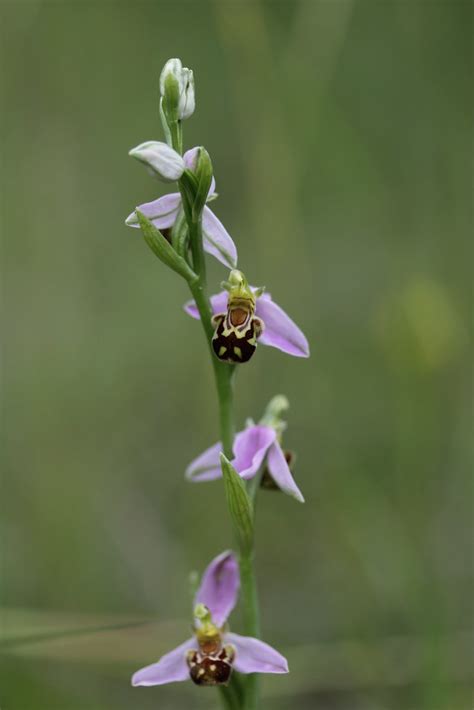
214 360 235 458
239 550 260 710
187 248 259 709
218 683 241 710
182 208 236 459
186 264 235 461
171 125 259 709
188 216 206 288
239 552 260 637
168 119 183 154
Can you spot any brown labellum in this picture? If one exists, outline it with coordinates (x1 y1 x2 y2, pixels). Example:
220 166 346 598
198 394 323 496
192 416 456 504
212 310 264 364
186 645 236 686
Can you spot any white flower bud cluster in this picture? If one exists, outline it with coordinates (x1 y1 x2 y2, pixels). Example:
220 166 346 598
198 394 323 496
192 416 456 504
160 57 195 121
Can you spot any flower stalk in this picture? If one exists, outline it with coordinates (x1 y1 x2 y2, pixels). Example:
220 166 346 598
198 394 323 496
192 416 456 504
166 98 261 710
176 159 236 461
239 552 260 710
187 273 236 460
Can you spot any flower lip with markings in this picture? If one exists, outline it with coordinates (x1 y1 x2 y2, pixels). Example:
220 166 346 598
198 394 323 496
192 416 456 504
185 280 309 359
210 270 264 364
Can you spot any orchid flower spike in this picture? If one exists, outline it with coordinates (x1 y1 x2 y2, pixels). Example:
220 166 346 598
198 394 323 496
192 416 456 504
186 396 305 503
132 551 288 688
185 271 309 360
125 147 237 269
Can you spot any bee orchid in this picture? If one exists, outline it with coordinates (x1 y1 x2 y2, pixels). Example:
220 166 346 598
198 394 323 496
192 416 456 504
184 273 310 359
186 424 304 503
132 551 288 687
209 270 265 363
125 147 237 270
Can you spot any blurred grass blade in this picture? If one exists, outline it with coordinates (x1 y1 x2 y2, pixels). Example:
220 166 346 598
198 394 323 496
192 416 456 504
1 620 151 650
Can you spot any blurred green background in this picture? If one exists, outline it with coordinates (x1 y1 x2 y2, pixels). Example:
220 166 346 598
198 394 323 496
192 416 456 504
1 1 472 708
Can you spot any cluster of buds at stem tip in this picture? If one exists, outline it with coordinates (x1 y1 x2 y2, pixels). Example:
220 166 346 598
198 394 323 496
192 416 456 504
160 57 195 122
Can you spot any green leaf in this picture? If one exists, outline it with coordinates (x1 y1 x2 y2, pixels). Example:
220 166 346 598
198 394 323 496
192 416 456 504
136 210 197 283
220 454 254 554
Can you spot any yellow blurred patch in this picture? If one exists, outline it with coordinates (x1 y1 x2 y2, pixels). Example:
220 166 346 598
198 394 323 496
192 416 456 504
374 277 467 372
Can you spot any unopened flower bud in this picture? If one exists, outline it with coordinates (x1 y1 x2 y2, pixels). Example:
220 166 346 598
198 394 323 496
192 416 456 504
178 67 195 120
160 58 182 101
128 141 185 182
160 57 195 121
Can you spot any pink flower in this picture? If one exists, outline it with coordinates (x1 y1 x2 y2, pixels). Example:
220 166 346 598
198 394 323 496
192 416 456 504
126 147 237 269
132 551 288 687
184 288 309 358
186 425 304 503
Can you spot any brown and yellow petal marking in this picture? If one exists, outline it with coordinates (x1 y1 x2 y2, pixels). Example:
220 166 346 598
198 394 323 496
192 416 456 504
186 645 236 686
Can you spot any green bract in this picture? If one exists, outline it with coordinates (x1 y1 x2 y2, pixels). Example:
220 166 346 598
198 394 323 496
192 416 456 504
192 148 213 222
136 210 197 283
220 453 254 555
